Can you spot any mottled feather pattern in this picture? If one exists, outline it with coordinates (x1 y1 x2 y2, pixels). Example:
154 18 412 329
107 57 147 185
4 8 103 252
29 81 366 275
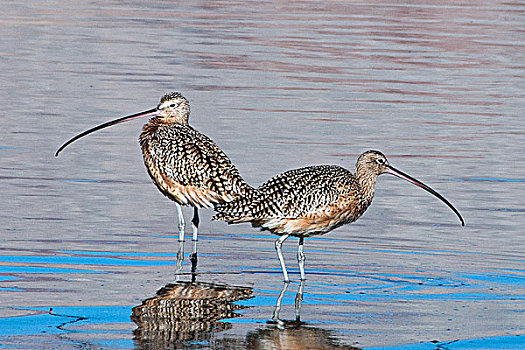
159 91 185 104
214 165 374 236
140 119 253 208
211 149 463 281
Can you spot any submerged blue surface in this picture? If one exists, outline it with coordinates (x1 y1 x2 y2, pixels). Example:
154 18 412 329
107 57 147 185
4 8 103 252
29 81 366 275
369 335 524 350
0 306 134 349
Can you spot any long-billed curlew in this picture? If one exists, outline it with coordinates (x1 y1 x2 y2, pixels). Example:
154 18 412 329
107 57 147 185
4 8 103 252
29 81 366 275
56 92 253 257
214 150 464 282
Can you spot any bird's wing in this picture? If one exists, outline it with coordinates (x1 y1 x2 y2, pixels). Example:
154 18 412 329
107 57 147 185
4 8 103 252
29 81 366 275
251 165 355 219
148 125 252 199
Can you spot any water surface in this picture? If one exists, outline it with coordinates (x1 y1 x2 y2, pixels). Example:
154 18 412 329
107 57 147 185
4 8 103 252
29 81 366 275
1 1 523 349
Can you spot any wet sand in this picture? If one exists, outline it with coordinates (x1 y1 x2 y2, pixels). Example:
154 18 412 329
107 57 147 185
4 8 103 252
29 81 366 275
1 1 523 349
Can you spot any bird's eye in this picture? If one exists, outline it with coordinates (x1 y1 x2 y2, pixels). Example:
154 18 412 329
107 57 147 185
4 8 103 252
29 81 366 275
376 158 386 165
170 103 176 108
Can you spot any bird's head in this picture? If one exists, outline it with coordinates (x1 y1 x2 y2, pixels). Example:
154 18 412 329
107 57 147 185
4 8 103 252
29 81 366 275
356 150 390 176
55 91 190 156
156 92 191 124
356 149 464 226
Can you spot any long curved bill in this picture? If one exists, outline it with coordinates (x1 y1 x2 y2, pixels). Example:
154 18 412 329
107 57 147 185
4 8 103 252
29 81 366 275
386 165 465 226
55 108 160 157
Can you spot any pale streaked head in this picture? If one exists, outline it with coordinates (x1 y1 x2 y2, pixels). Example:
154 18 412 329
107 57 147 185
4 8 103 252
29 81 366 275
156 92 190 124
55 91 190 156
357 150 464 226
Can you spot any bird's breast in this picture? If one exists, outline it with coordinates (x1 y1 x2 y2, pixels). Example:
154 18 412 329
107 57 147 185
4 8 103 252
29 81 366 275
139 123 237 208
259 194 373 237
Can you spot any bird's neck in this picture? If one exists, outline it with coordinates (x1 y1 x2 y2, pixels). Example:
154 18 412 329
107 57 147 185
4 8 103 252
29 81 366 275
160 114 190 125
145 112 190 126
355 165 378 201
174 113 190 125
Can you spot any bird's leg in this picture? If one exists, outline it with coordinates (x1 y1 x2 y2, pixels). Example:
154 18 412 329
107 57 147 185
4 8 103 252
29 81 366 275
190 248 197 283
190 207 199 268
275 234 290 282
295 279 305 322
297 237 306 281
191 207 199 242
272 281 290 328
175 240 184 282
175 204 185 242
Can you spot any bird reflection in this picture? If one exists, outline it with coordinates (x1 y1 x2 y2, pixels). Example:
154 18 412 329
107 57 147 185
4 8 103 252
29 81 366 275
246 323 361 350
132 279 361 350
252 281 361 350
131 281 253 349
174 240 198 283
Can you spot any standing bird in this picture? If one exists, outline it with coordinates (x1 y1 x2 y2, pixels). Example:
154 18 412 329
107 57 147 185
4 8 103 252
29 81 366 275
56 92 253 252
214 150 464 282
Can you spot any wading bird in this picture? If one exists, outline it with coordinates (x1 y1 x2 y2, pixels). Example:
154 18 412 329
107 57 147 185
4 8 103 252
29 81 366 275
214 150 464 282
56 92 254 256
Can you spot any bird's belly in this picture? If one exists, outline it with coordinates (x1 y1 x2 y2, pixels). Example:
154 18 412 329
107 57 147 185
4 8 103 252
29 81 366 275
261 211 358 237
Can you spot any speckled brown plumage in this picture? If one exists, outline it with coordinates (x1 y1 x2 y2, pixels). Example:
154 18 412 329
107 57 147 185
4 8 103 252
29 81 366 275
140 120 252 209
131 281 253 347
213 157 379 237
139 93 253 210
55 92 254 244
214 150 463 281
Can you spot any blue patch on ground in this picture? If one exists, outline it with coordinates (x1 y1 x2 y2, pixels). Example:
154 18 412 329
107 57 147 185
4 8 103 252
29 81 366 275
0 255 175 267
0 305 135 348
369 335 523 350
59 250 176 257
0 266 105 274
0 146 25 150
460 272 525 286
0 276 17 282
0 287 23 292
448 177 525 182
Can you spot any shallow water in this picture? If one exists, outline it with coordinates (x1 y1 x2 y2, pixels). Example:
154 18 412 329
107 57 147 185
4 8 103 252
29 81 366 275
1 0 524 349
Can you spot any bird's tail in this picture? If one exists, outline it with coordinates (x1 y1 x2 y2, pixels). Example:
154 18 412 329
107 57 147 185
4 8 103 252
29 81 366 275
212 188 258 224
230 171 256 198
